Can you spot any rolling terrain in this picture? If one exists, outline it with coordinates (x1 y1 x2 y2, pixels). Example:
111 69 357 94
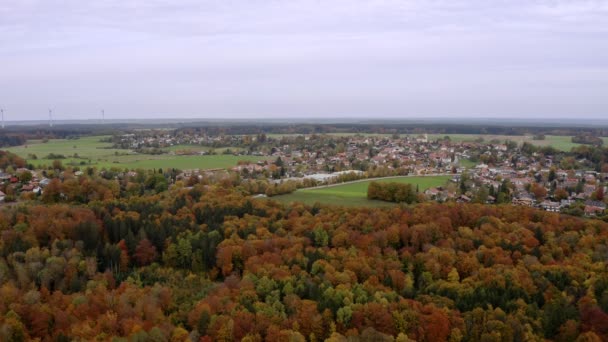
5 136 268 170
272 175 451 206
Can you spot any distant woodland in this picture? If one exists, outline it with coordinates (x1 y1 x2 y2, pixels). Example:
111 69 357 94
572 134 604 146
1 123 608 341
2 122 608 147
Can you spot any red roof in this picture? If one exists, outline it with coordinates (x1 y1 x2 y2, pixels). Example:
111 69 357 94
585 206 604 214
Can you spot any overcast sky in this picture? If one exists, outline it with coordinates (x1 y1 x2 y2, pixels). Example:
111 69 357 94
1 0 607 120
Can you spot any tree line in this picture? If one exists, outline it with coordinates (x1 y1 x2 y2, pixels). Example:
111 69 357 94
367 181 419 203
0 176 607 340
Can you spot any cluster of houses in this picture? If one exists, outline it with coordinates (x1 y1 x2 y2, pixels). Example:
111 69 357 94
167 134 481 181
162 132 606 217
438 163 607 215
110 132 521 179
226 135 484 177
0 168 50 202
116 133 246 151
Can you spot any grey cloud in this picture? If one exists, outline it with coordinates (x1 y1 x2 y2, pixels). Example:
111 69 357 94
0 0 607 120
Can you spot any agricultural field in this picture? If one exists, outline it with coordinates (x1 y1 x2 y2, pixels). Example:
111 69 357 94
426 134 608 151
166 145 246 154
5 136 268 170
458 158 477 168
271 175 451 207
105 155 264 170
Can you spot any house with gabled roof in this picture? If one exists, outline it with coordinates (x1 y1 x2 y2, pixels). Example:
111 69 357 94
584 200 606 216
513 193 535 207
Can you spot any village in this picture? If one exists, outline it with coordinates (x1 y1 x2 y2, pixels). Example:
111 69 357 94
2 132 607 217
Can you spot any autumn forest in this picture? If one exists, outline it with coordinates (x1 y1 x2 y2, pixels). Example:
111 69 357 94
0 167 607 341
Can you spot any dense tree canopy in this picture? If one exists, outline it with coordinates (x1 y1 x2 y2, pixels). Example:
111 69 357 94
0 150 26 170
367 181 418 203
1 182 608 341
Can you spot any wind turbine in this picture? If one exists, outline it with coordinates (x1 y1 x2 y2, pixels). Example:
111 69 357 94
1 108 4 129
49 109 53 127
102 109 105 124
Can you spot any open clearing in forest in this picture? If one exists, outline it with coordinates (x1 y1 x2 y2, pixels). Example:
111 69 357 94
271 175 451 207
6 136 268 170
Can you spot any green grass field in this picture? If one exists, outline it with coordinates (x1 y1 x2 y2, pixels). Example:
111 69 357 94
272 175 451 207
541 136 582 151
8 135 118 158
105 155 264 170
166 145 246 154
458 159 477 168
425 134 604 152
5 136 268 170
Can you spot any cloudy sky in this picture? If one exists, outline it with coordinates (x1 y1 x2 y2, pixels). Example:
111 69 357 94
1 0 607 120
